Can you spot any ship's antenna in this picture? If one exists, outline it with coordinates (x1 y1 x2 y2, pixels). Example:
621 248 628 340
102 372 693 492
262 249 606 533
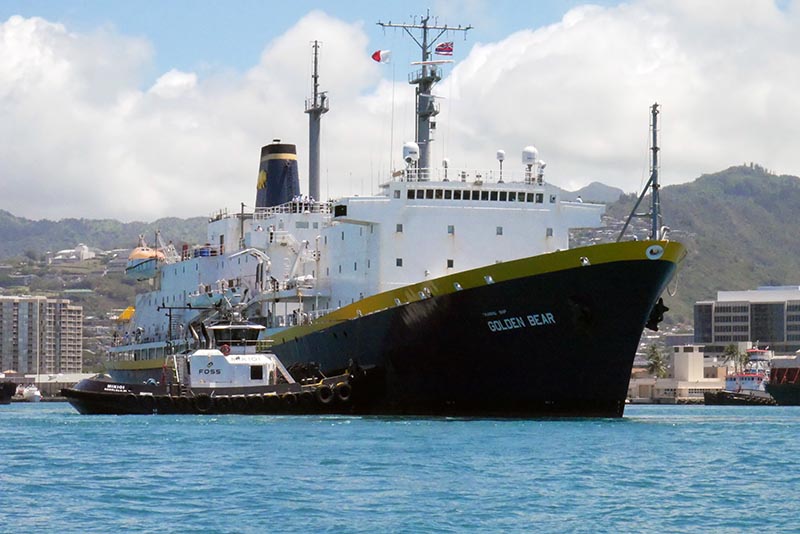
617 103 663 242
377 11 472 178
305 40 329 202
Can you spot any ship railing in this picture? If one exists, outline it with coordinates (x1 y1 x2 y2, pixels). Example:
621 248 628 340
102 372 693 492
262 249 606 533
253 200 332 218
397 167 547 186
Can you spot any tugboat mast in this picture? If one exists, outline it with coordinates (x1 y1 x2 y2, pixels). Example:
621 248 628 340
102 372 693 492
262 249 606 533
618 103 663 241
377 12 472 176
305 40 329 201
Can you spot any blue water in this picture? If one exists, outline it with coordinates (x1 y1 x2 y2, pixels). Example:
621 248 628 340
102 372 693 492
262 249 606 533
1 404 798 533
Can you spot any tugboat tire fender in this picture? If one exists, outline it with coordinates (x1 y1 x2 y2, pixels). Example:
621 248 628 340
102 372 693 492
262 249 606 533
194 393 212 413
281 392 297 406
316 385 334 404
335 382 352 403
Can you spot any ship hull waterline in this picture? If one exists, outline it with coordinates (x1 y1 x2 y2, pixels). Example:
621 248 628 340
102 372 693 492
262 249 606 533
106 241 683 418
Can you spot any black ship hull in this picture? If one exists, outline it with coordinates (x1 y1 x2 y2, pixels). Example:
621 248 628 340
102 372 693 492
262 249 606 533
765 383 800 406
1 382 16 405
270 256 679 417
62 372 371 415
703 390 776 406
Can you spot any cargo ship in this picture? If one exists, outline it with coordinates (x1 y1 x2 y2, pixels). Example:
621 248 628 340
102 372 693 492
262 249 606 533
766 355 800 405
101 15 685 417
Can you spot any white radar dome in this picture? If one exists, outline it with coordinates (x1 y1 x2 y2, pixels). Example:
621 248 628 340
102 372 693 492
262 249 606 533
403 142 420 164
522 146 538 165
496 149 506 162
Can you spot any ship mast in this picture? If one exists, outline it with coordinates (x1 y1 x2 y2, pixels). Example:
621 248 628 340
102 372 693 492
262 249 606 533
618 103 663 241
377 12 472 177
305 40 328 201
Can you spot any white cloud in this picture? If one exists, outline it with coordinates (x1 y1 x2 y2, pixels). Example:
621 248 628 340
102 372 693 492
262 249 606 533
1 2 800 222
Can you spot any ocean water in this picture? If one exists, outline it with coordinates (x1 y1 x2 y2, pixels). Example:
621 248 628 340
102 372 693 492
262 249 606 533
1 404 798 533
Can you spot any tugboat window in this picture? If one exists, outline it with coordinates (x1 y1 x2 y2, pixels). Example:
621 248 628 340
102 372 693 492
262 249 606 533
527 193 535 202
499 192 507 201
444 190 452 199
447 225 455 235
508 192 517 201
447 259 454 268
490 191 498 201
396 258 403 267
251 365 264 380
497 226 503 236
396 224 403 233
426 189 434 199
435 189 443 199
454 190 462 200
480 191 489 201
394 190 401 198
471 191 480 200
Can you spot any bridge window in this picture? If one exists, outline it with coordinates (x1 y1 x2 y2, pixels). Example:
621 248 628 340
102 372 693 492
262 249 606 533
535 193 544 203
416 190 424 199
251 365 264 380
527 193 535 202
407 189 415 199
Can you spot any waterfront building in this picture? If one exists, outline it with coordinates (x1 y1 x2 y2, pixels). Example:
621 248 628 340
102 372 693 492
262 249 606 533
694 286 800 355
0 296 83 374
628 348 723 403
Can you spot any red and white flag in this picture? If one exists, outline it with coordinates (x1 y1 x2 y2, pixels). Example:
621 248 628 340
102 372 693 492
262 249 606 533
371 50 392 63
434 42 453 56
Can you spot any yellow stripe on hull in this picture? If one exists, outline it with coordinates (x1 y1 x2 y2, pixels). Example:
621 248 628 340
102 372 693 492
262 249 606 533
269 240 686 344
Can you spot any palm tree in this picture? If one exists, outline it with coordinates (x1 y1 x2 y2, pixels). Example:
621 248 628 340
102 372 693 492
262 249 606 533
646 344 667 378
722 344 749 373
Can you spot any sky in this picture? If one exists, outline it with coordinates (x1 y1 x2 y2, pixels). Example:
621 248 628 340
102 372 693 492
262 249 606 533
1 0 799 221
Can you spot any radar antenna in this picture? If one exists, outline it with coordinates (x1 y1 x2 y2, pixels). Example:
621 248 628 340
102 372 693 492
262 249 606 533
377 11 472 177
618 103 664 241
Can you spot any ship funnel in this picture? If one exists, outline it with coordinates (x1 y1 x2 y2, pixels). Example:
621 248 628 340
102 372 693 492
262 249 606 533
256 141 301 208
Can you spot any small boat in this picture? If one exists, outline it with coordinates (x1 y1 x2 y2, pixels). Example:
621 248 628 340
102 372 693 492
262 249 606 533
704 353 775 406
62 314 377 415
17 384 42 402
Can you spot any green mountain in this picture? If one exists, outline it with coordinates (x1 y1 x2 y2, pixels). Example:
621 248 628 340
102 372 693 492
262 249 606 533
607 164 800 324
0 210 207 258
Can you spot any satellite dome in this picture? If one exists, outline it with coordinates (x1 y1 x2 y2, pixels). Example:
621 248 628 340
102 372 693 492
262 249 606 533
496 149 506 162
403 142 420 163
522 146 538 165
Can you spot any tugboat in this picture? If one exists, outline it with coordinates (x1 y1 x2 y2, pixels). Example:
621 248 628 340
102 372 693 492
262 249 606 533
704 348 776 406
63 311 377 415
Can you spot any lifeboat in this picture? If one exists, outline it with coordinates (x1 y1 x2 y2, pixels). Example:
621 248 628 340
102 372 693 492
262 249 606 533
125 235 165 280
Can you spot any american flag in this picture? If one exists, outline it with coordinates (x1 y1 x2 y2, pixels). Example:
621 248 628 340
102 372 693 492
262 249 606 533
434 41 453 56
